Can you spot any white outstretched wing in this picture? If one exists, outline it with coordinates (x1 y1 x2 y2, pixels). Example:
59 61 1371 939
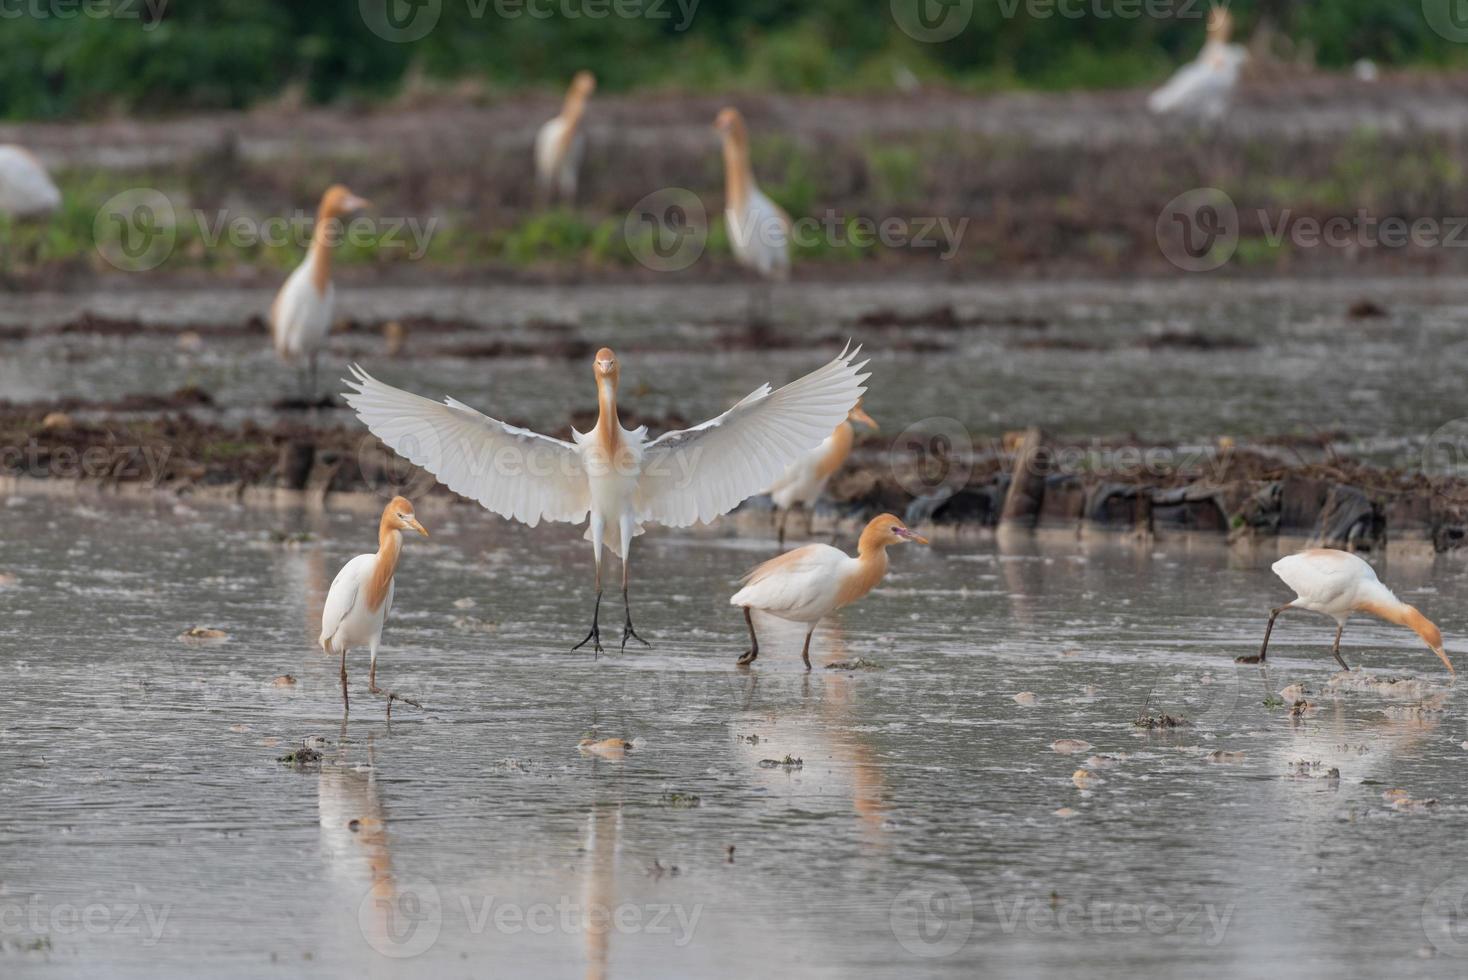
636 345 869 528
342 365 591 527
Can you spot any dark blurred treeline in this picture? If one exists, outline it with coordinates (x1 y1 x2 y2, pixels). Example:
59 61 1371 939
2 0 1463 119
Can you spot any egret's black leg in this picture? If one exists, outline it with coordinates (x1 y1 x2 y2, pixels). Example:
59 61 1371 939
620 587 651 652
800 629 815 671
777 510 788 547
339 646 349 713
572 589 604 657
1331 623 1351 671
736 607 759 666
1238 604 1293 665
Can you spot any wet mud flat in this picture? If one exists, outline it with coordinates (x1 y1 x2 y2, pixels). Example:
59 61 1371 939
6 400 1467 558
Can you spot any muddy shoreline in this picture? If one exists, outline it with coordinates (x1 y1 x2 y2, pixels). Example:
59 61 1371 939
5 404 1464 557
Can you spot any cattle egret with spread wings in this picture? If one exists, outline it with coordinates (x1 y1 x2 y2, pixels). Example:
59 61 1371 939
342 346 869 654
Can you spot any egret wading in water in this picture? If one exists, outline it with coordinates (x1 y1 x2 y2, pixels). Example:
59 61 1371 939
0 145 61 218
767 401 877 545
1147 5 1247 123
343 346 869 655
1238 549 1453 674
270 184 371 395
319 496 429 713
535 71 595 205
715 107 791 325
730 514 927 669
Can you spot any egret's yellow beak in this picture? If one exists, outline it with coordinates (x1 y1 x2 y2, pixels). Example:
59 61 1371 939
895 527 928 545
1433 645 1454 675
850 405 878 430
343 194 372 213
407 517 429 537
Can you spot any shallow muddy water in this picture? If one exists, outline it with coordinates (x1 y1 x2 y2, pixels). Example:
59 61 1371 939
2 278 1466 469
3 492 1468 978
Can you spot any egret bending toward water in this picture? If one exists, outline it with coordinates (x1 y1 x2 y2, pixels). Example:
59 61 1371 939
767 401 877 544
343 346 868 655
731 514 927 669
1148 5 1247 123
0 145 60 217
1238 549 1452 674
535 71 595 204
270 184 370 393
319 496 429 712
716 107 790 323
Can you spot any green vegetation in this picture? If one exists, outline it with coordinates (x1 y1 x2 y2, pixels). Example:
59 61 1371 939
1 0 1466 120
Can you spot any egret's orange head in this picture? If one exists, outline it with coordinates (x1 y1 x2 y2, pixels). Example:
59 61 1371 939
570 70 597 97
1406 608 1453 674
866 514 928 547
714 107 746 140
1206 4 1232 41
593 347 619 384
384 495 428 537
320 184 371 218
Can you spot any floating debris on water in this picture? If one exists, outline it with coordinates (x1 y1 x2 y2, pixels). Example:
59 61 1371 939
647 859 681 878
453 597 476 609
179 627 229 644
1288 759 1340 780
758 755 803 769
453 615 499 633
1290 700 1318 719
1325 672 1442 700
270 674 297 687
1262 695 1286 709
578 738 632 760
1071 769 1102 789
1279 684 1311 702
1205 751 1246 764
1053 807 1079 819
1084 753 1127 768
738 734 760 745
1134 713 1190 730
1050 739 1093 754
661 792 702 808
1383 788 1438 811
277 743 322 766
1013 692 1039 707
825 658 884 671
725 845 736 864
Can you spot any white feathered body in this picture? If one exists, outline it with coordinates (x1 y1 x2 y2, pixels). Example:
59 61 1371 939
730 544 869 625
0 145 61 217
342 348 869 567
535 115 585 200
271 252 333 361
727 185 791 280
1272 549 1393 625
1148 41 1247 121
319 553 394 655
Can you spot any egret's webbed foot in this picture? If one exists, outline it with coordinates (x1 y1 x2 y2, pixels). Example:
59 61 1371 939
572 590 605 657
621 588 652 653
369 683 424 719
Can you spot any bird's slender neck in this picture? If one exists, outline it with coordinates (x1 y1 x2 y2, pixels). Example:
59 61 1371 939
596 376 622 452
309 201 339 295
561 88 589 128
837 530 891 608
1357 596 1436 643
722 130 752 214
367 514 403 612
817 421 855 478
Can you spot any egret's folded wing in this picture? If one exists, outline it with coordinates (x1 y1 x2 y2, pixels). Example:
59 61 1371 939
342 365 589 527
319 559 364 648
636 345 869 528
1148 60 1206 113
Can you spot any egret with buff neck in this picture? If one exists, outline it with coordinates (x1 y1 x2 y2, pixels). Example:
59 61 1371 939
319 496 428 712
731 514 928 669
1148 5 1247 123
1238 549 1452 675
343 345 868 655
715 107 790 323
535 71 596 204
270 184 371 394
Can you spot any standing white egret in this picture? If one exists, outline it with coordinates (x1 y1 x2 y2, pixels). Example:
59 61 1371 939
270 184 371 394
535 71 596 204
1147 5 1247 123
715 107 791 323
730 514 927 669
0 145 61 218
342 345 868 654
319 496 429 712
767 401 877 544
1237 548 1452 674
